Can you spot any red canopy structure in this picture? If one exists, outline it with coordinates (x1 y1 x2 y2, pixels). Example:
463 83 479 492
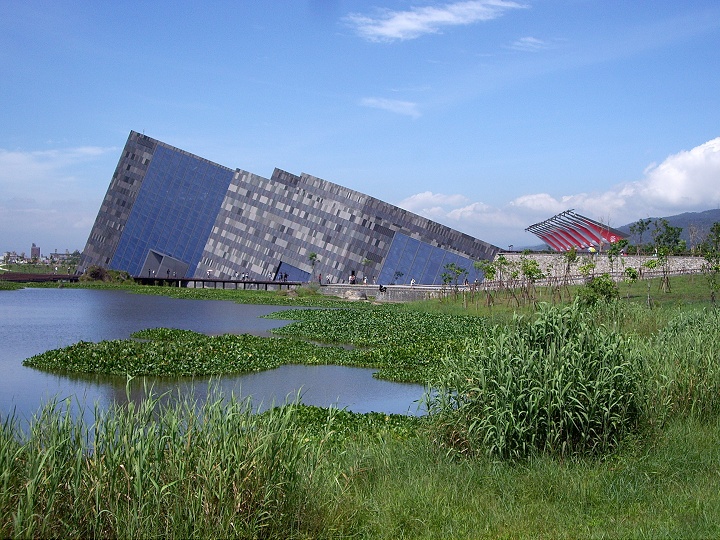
526 210 628 252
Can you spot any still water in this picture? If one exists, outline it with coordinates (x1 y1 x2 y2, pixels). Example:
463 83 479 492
0 288 427 421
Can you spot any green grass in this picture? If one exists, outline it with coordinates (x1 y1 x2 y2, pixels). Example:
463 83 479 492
334 417 720 539
0 263 69 274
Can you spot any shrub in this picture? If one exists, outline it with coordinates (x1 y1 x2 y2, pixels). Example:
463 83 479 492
79 265 131 283
576 273 619 306
428 300 641 459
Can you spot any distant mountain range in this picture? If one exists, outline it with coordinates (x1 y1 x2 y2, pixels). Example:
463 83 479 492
617 208 720 246
521 208 720 251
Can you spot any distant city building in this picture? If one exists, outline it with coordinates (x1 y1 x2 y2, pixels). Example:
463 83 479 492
526 210 628 252
80 131 499 284
30 243 40 260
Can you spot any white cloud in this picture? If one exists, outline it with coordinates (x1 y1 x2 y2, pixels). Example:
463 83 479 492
508 36 548 52
360 97 421 117
0 147 112 196
399 191 469 209
0 146 115 253
636 137 720 209
346 0 527 42
394 137 720 248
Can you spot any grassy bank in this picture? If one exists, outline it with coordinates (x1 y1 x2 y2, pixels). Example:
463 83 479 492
2 390 719 538
6 274 720 537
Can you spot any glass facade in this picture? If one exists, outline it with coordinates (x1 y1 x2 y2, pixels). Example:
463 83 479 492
377 233 482 285
110 146 233 277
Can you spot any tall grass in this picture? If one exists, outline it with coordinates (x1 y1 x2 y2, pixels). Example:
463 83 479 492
428 300 643 459
642 308 720 420
0 387 344 539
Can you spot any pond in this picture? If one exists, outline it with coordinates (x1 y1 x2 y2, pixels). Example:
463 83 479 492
0 288 427 422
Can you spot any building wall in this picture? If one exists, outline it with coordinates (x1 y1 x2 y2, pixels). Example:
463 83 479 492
80 131 499 283
80 132 156 270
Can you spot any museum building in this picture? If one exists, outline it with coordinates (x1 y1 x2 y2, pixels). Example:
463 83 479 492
80 131 499 284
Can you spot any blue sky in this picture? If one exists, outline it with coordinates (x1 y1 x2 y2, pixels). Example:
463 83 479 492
2 0 720 255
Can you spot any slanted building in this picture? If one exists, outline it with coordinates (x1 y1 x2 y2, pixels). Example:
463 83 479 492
526 209 628 252
80 131 499 284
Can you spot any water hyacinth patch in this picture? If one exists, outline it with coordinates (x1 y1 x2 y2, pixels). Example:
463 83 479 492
23 329 363 377
23 307 494 384
267 307 492 382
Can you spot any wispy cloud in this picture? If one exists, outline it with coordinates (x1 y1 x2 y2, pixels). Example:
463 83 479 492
345 0 527 42
397 137 720 247
0 147 113 197
0 146 115 252
509 36 548 52
360 97 421 117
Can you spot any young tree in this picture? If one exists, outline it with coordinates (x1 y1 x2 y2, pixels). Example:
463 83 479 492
651 218 683 254
623 267 639 299
474 259 496 307
361 257 372 280
308 252 318 281
607 239 629 274
643 251 671 293
687 223 702 256
629 218 651 255
494 254 510 291
441 262 467 301
442 262 467 289
701 222 720 304
520 255 544 305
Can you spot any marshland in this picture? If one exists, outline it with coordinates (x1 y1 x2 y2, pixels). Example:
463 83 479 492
1 269 720 538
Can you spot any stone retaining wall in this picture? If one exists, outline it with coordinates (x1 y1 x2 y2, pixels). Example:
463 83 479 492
497 253 705 279
320 284 440 303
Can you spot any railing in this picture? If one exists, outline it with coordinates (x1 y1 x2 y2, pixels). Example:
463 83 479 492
132 276 301 290
0 272 79 283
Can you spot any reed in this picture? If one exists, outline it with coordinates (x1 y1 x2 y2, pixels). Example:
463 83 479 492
0 387 343 538
428 300 642 459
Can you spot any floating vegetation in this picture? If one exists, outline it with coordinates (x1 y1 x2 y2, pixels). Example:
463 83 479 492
23 329 361 377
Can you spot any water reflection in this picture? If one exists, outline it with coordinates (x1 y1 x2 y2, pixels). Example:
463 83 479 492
119 365 427 416
0 288 427 421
